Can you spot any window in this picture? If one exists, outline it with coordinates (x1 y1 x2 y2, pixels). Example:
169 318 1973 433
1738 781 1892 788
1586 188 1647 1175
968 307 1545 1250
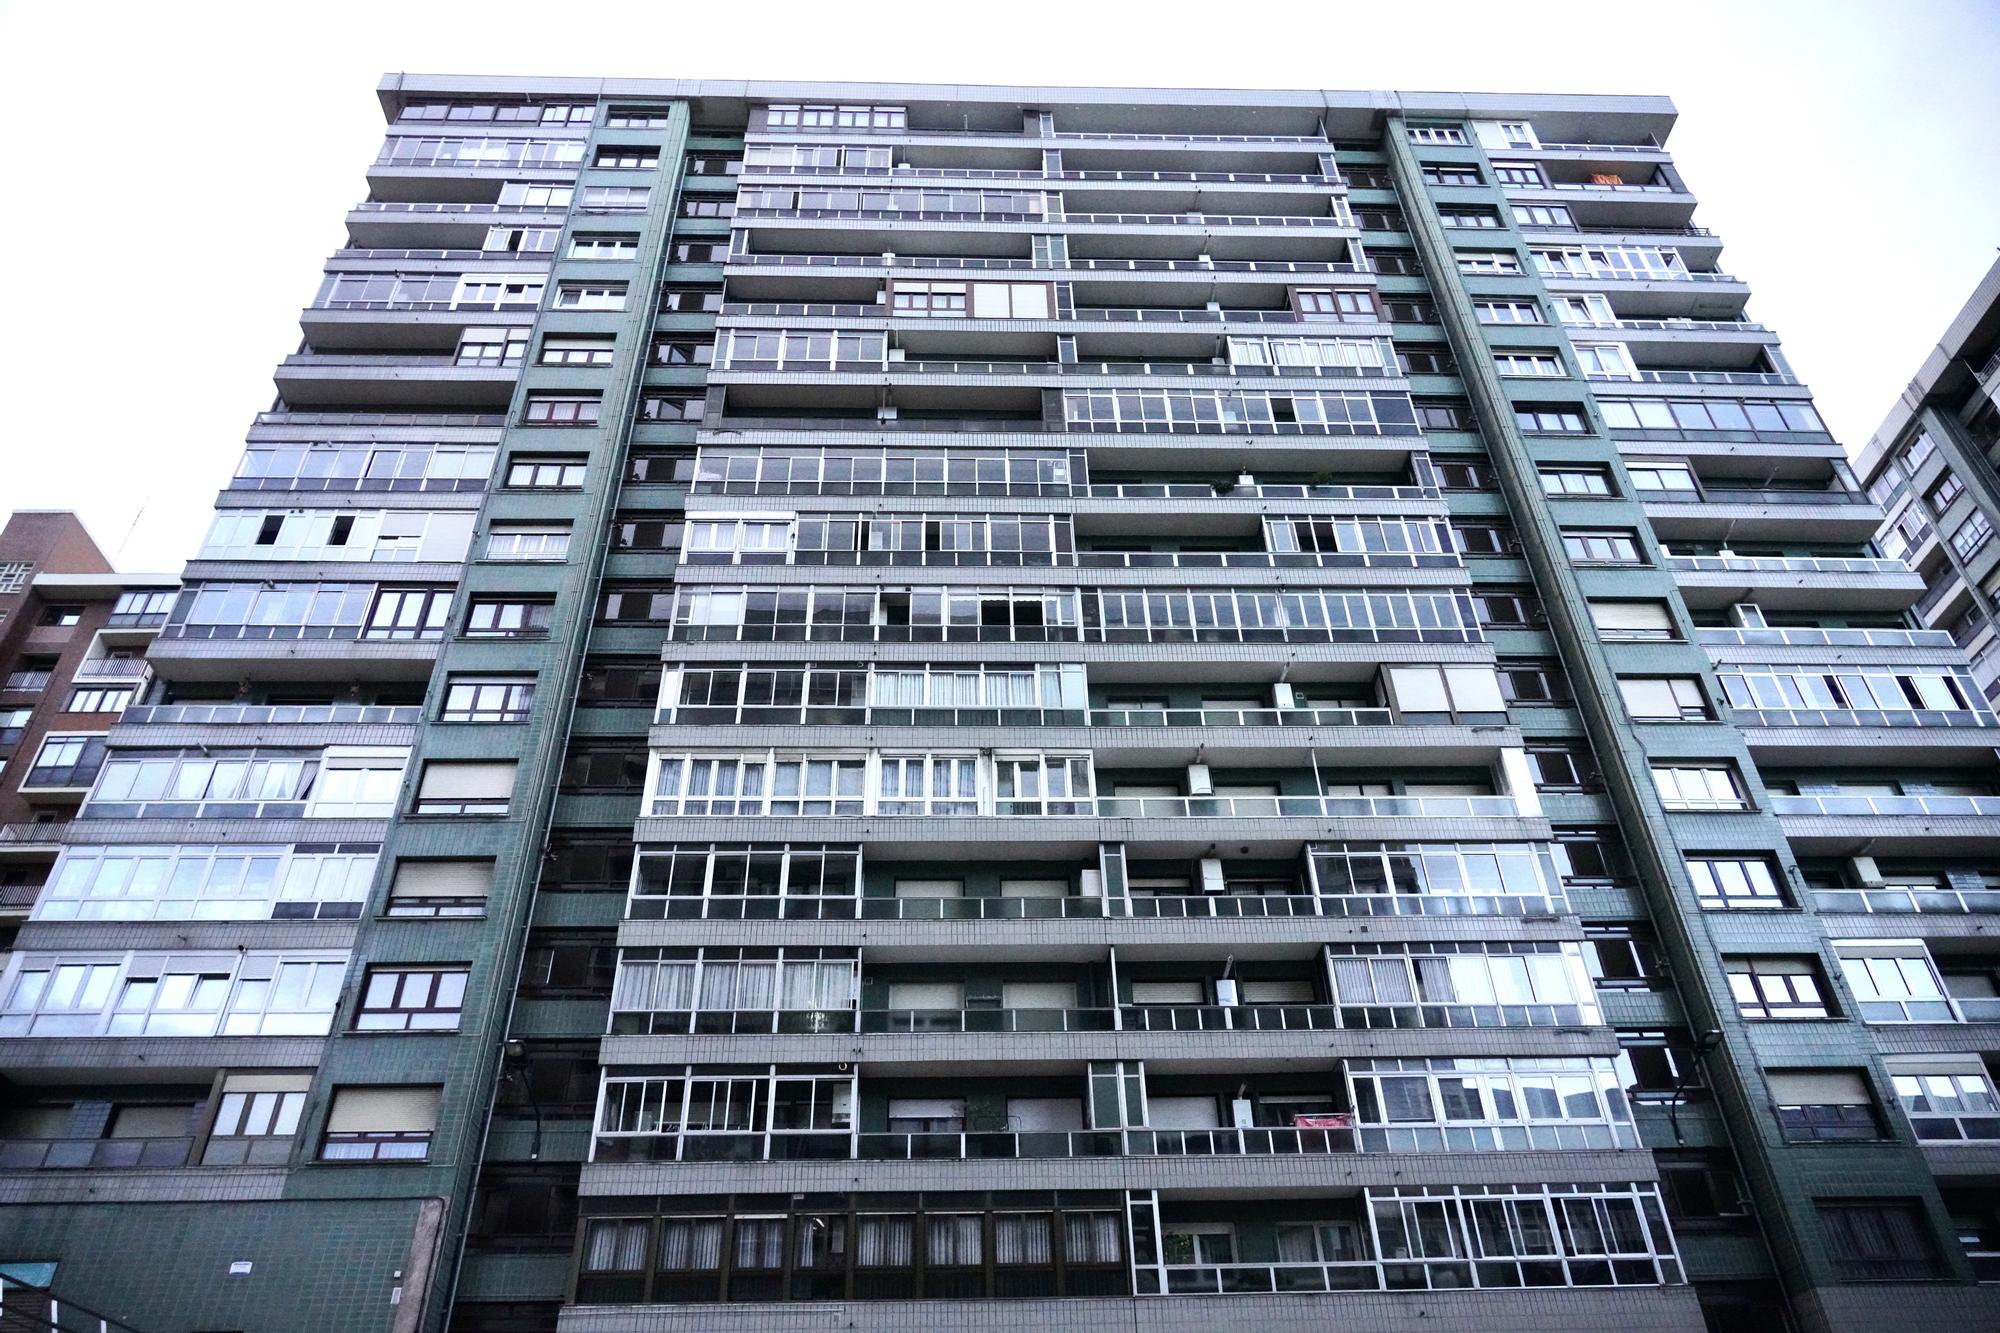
523 394 600 427
1438 207 1502 229
680 197 735 218
1816 1200 1945 1281
1686 857 1786 908
1515 404 1588 433
1474 300 1544 325
319 1086 440 1162
1512 204 1574 228
387 860 492 918
1352 204 1408 232
1451 520 1516 555
203 1074 311 1165
1415 398 1475 431
1586 926 1664 989
465 597 553 639
1925 473 1965 513
1950 512 1994 560
0 707 29 744
1296 288 1380 321
1422 164 1482 186
1395 344 1456 375
1495 351 1566 377
507 455 586 488
358 587 452 642
441 675 536 723
684 153 742 176
672 239 728 263
0 563 30 593
1539 466 1613 496
538 336 614 367
578 186 650 211
1655 1152 1748 1225
483 225 560 254
1434 457 1494 490
1562 529 1645 564
1384 665 1506 719
1589 599 1675 641
605 108 670 128
1572 343 1636 380
521 930 616 997
355 966 469 1031
1407 124 1469 145
1457 250 1523 275
569 233 638 260
1652 762 1748 811
1527 742 1600 792
639 393 706 423
64 686 134 714
1474 588 1543 628
1380 296 1439 323
413 761 515 816
594 146 657 170
307 749 408 818
1726 957 1829 1019
1492 162 1545 187
653 337 714 366
659 285 723 312
1619 677 1709 720
566 743 647 795
23 735 106 789
1627 463 1698 495
1498 659 1569 705
1597 397 1825 435
455 327 528 367
1619 1030 1705 1098
553 284 627 311
1768 1070 1882 1142
1835 945 1954 1023
486 524 571 561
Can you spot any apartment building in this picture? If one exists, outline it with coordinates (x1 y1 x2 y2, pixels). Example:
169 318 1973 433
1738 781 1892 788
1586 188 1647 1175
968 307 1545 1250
0 78 1996 1333
0 512 174 930
1857 255 2000 702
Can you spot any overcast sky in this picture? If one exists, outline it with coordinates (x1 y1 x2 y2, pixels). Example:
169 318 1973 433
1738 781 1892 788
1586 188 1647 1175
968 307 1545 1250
3 0 1996 571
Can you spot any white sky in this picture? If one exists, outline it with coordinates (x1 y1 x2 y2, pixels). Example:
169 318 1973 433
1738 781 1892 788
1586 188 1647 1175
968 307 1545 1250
3 0 1996 571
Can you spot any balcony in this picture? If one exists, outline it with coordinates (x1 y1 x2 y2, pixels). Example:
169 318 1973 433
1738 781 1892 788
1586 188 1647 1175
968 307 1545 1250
1697 626 1956 650
645 792 1523 820
1590 369 1799 387
1813 885 2000 916
0 1136 195 1170
728 252 1368 276
119 703 423 728
1773 793 2000 817
70 658 150 681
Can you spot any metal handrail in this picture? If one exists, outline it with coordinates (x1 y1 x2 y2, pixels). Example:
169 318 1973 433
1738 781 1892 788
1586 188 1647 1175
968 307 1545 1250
120 704 423 727
1667 554 1912 575
1773 793 2000 816
1696 626 1954 648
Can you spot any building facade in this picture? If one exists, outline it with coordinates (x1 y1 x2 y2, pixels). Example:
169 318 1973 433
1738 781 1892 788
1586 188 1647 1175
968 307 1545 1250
1857 255 2000 703
1 78 1997 1333
0 511 174 930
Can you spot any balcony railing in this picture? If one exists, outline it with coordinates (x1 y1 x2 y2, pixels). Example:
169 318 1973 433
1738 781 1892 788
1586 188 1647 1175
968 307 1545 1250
0 823 66 845
1128 1002 1590 1031
253 410 506 428
1534 141 1667 154
1129 890 1563 919
644 793 1522 820
742 165 1337 186
0 1136 194 1169
686 548 1451 571
1772 794 2000 817
719 357 1396 381
1696 626 1954 649
120 704 424 727
659 704 1396 728
1667 554 1912 576
71 658 150 679
1543 269 1742 284
860 1008 1115 1033
351 201 561 215
1591 369 1799 387
1812 886 2000 915
622 889 1563 922
727 253 1367 275
1531 179 1678 194
1563 317 1763 333
688 477 1436 502
1648 488 1872 507
1732 706 1994 730
671 623 1483 646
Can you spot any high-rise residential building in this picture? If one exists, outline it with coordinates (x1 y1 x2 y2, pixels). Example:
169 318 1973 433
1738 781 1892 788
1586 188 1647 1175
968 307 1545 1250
1 77 1996 1333
0 512 175 929
1858 255 2000 703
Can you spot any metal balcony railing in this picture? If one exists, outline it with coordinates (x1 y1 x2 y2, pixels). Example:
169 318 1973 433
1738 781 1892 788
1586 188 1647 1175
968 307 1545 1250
120 704 424 727
1812 886 2000 915
1696 626 1955 649
1773 794 2000 817
1667 554 1912 576
1732 706 1995 730
0 1136 194 1169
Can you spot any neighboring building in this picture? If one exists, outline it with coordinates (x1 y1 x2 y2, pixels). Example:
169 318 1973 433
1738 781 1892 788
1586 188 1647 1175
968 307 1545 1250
1 78 1997 1333
0 511 174 927
1857 255 2000 702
